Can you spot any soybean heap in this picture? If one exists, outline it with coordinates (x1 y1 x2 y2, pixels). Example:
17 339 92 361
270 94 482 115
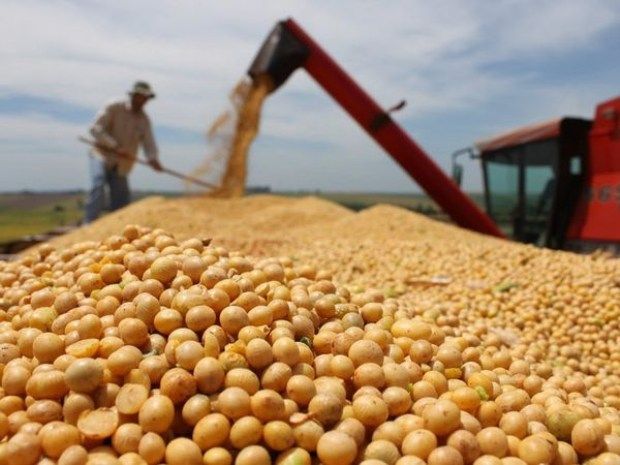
0 196 619 465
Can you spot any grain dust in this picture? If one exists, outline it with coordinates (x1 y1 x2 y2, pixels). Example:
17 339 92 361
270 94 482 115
190 76 273 196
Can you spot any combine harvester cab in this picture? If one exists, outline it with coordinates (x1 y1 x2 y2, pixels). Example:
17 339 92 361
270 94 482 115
471 97 620 252
473 118 591 249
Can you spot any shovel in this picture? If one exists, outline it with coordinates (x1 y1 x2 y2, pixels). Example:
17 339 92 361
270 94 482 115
78 136 216 190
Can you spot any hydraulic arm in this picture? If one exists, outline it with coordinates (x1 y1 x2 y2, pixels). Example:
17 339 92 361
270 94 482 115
248 18 504 238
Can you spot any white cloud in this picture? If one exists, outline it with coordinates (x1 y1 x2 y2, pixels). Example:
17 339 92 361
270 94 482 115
0 114 83 144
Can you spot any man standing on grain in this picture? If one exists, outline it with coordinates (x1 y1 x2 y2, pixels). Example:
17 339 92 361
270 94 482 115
84 81 163 223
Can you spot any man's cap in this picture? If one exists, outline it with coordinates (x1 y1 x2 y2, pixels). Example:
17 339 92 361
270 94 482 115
129 81 155 98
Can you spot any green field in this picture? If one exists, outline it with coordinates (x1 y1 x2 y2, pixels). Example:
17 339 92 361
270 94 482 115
0 192 84 243
0 191 182 244
0 190 485 246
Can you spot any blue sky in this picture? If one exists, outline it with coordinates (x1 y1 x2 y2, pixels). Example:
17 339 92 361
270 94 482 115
1 0 619 193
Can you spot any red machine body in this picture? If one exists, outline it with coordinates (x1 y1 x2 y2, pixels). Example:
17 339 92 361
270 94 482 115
248 18 504 238
566 97 620 248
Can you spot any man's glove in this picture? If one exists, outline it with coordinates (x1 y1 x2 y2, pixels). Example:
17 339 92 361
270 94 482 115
149 159 163 172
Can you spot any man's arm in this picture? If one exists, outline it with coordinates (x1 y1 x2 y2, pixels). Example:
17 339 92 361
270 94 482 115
142 117 162 171
89 104 118 149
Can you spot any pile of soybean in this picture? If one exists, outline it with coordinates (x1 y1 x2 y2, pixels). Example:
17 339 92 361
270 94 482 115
0 226 619 465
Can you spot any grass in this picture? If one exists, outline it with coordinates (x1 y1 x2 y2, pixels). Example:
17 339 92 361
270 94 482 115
0 194 84 242
0 191 188 244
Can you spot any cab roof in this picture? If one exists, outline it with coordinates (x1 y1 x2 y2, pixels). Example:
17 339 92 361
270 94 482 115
475 118 562 153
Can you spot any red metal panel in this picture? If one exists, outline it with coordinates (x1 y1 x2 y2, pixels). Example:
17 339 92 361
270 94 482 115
475 119 562 154
283 19 504 238
567 96 620 242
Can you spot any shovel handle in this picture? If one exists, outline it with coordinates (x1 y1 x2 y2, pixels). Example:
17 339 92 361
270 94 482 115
78 136 216 189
